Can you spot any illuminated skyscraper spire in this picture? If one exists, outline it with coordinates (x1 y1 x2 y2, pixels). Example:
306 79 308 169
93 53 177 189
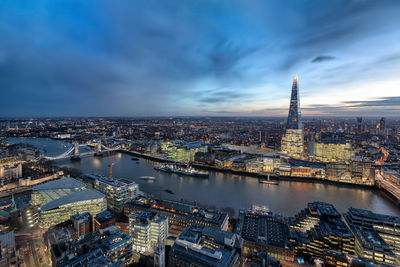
281 75 304 157
286 75 302 130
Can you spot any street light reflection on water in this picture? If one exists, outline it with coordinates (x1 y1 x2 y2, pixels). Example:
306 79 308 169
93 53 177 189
60 152 400 217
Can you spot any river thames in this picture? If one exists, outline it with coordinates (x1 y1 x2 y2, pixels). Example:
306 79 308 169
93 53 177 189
7 137 400 217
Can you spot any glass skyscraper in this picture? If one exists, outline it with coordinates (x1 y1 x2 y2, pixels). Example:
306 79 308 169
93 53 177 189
281 76 304 157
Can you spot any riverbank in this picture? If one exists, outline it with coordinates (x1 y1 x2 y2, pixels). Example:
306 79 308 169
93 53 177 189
119 150 376 190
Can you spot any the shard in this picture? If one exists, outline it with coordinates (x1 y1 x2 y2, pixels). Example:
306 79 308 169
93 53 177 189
281 76 304 157
286 75 302 130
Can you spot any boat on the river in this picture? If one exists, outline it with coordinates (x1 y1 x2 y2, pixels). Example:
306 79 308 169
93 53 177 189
131 157 140 161
259 174 278 185
154 164 209 178
139 176 155 180
165 189 174 194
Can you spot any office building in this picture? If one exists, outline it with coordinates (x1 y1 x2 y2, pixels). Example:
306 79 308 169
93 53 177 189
50 226 132 266
308 141 355 163
129 211 168 255
71 212 92 237
343 207 400 265
31 177 86 206
162 141 207 162
93 210 116 232
169 225 242 267
290 202 355 261
281 76 304 158
237 209 293 262
326 162 349 180
124 197 229 237
349 160 375 183
39 189 106 228
83 174 138 213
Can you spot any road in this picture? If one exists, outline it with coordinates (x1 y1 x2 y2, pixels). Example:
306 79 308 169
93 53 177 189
16 206 51 267
376 171 400 201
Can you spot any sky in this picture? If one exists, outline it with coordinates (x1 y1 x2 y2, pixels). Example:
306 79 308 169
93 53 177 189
1 0 400 117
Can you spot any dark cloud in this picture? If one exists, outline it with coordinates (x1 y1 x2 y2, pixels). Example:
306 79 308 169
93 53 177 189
199 89 250 104
302 97 400 116
312 56 336 63
0 0 400 116
208 39 260 77
343 97 400 107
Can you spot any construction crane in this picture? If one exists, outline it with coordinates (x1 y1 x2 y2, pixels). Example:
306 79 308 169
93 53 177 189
103 133 114 179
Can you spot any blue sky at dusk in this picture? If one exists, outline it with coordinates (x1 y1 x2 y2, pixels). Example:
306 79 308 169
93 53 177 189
1 0 400 117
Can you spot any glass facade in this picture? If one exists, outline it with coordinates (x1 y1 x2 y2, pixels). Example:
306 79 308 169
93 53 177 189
281 76 304 157
94 177 139 213
39 189 107 228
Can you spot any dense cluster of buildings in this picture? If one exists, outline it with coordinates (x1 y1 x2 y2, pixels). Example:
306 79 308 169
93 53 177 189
124 196 229 237
0 76 400 266
15 195 398 267
50 226 132 266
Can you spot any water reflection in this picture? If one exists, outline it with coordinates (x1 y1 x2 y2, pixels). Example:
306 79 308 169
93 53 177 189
57 152 400 216
7 138 400 217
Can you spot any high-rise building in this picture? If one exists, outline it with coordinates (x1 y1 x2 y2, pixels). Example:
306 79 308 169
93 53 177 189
357 117 363 134
281 76 304 157
379 117 386 134
129 211 168 255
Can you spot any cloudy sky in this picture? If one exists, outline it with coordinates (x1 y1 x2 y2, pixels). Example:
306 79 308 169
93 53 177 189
1 0 400 117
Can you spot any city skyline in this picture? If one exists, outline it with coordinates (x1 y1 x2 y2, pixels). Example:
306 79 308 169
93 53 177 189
1 0 400 117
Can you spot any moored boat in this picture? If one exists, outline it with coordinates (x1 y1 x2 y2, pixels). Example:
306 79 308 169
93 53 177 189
259 175 279 185
154 164 209 178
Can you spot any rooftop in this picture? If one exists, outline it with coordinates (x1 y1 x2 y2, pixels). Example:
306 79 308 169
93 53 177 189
0 231 15 250
40 189 105 211
130 211 161 224
32 177 86 191
84 173 137 188
347 207 400 224
71 212 92 222
95 210 115 223
172 225 240 267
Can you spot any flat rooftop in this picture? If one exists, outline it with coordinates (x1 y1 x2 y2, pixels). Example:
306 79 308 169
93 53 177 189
348 207 400 224
83 174 137 188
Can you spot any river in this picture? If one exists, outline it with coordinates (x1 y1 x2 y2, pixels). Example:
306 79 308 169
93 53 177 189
7 137 400 217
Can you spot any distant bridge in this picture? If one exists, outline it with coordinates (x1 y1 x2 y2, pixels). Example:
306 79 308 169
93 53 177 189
44 140 121 160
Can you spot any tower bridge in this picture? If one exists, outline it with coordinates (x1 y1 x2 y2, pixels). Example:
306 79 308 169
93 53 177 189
43 140 121 161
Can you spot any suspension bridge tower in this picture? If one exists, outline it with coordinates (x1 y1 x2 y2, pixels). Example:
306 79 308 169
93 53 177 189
70 142 81 161
94 139 103 157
